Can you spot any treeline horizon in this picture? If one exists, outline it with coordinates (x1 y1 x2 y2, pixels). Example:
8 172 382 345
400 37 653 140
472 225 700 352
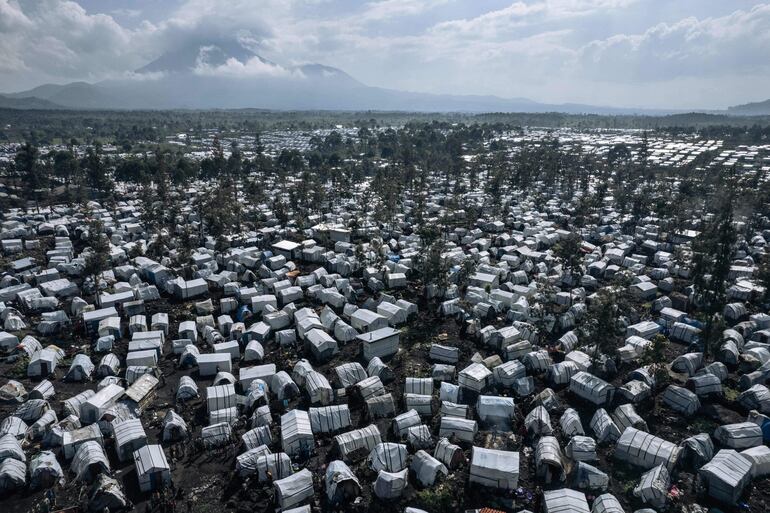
1 108 770 147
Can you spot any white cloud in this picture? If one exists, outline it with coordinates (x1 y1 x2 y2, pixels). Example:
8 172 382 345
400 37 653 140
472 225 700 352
359 0 452 22
0 0 769 108
193 47 303 78
577 4 770 81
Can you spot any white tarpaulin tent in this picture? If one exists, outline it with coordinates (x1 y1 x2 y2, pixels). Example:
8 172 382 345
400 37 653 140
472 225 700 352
544 488 590 513
614 427 681 470
368 443 408 472
373 468 408 499
133 444 171 492
71 440 110 482
698 449 753 505
274 468 314 510
634 464 669 508
469 447 519 490
325 460 361 504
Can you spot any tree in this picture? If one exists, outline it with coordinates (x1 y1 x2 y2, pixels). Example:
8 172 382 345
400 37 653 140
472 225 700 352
14 142 45 203
53 149 78 190
641 334 671 387
83 215 110 307
691 169 737 357
552 233 584 305
579 287 626 376
82 144 112 197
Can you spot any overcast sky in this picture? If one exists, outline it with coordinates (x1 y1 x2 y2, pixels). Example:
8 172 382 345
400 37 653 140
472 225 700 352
1 0 769 109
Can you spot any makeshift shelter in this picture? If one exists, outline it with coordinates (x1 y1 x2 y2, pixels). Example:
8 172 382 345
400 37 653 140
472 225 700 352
536 436 566 483
543 488 590 513
176 376 199 402
0 458 26 492
566 436 597 462
281 410 314 458
65 354 95 381
713 422 763 449
335 424 381 461
133 444 171 492
477 395 515 429
590 409 621 444
615 427 681 470
469 447 519 490
662 385 700 416
113 419 148 462
438 416 478 443
89 474 128 512
71 441 110 482
308 405 351 434
572 461 609 491
570 372 614 406
634 464 669 509
373 469 408 500
742 445 770 478
201 422 232 448
591 494 624 513
411 450 448 487
303 371 334 405
681 433 715 467
369 443 408 472
434 437 465 469
325 460 361 504
525 405 553 436
29 451 64 489
274 469 314 510
162 410 188 442
560 408 585 437
699 449 752 505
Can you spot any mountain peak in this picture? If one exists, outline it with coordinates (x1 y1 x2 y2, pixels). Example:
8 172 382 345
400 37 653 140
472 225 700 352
136 40 263 74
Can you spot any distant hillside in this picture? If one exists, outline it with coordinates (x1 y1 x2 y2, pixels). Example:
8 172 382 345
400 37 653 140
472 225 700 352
0 39 701 114
0 94 64 110
728 98 770 116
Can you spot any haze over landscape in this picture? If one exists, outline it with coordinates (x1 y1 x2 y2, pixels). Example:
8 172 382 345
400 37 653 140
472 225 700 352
2 0 770 113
